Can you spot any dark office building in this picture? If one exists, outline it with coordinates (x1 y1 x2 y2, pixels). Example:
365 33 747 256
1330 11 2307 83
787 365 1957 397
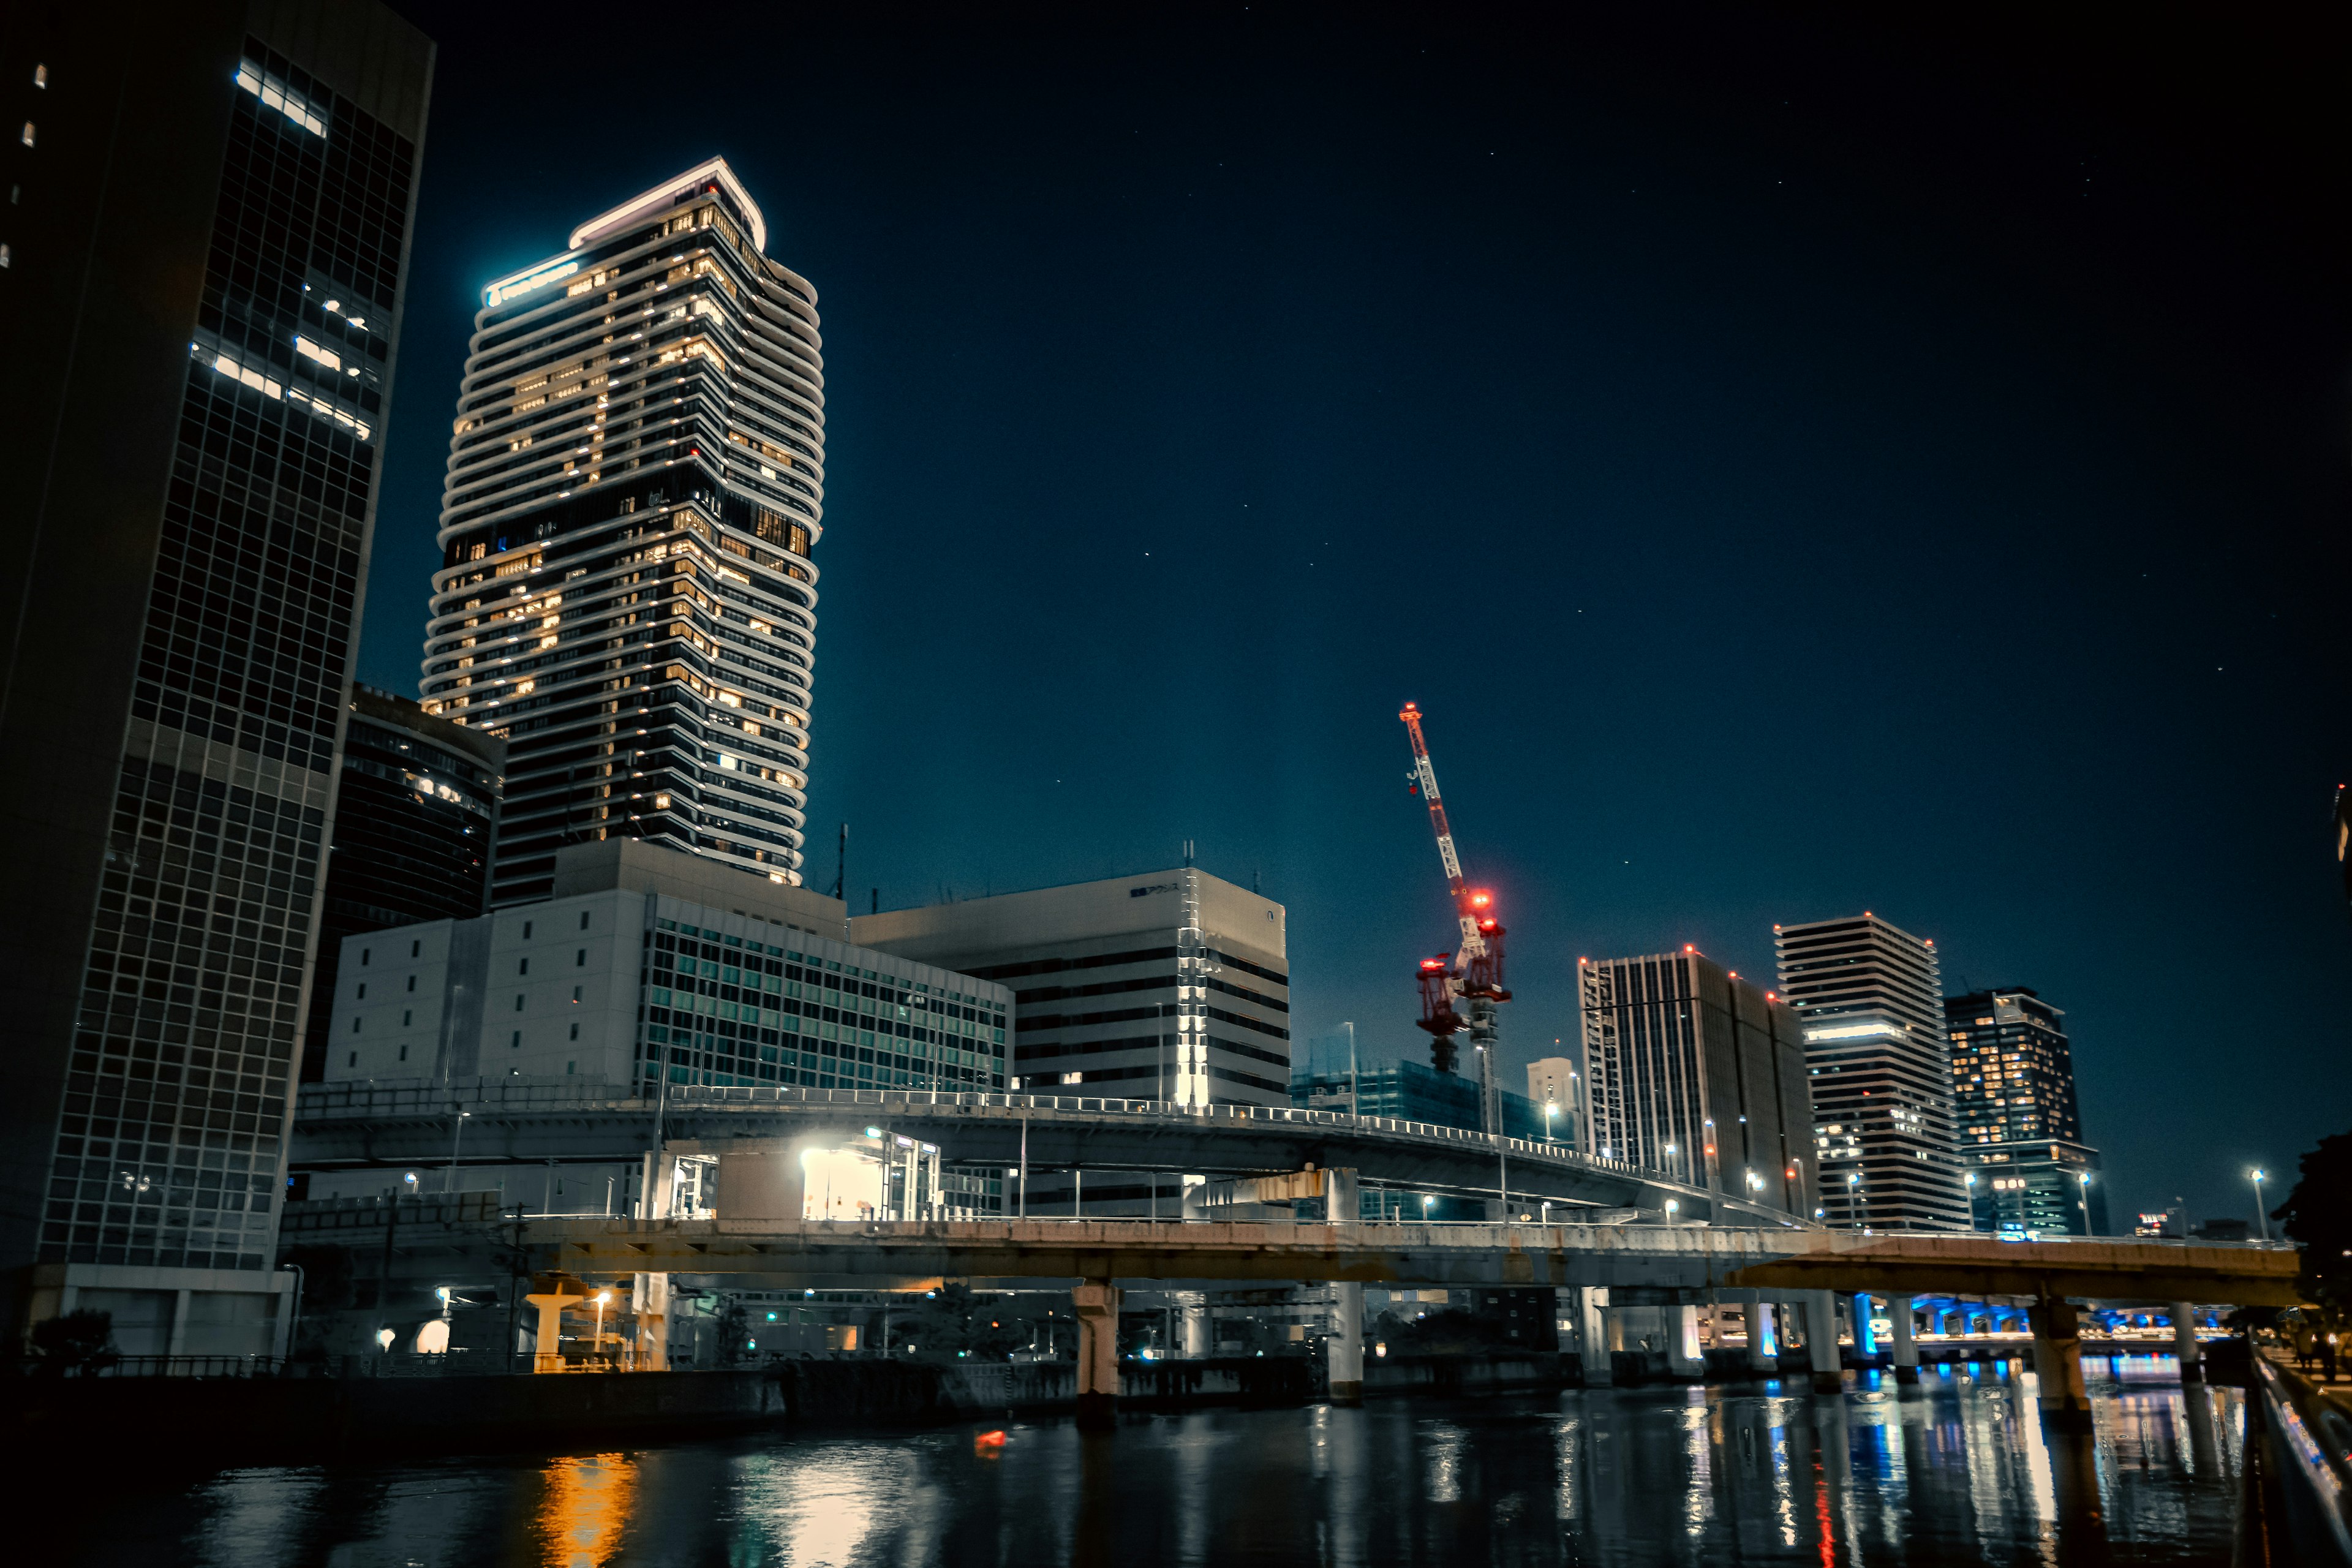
1944 987 2108 1236
0 4 431 1347
298 686 502 1081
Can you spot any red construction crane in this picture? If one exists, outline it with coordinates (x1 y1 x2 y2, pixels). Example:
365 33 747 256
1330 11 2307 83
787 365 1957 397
1400 703 1509 1087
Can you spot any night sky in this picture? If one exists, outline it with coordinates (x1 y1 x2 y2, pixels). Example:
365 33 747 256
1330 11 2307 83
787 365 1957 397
364 3 2350 1227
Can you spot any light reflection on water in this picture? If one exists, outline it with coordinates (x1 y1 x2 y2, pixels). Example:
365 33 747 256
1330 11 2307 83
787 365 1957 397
59 1359 2242 1567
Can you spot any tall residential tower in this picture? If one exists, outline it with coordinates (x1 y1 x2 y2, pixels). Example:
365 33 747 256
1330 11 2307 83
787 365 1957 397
0 3 432 1344
1774 912 1970 1231
1945 987 2106 1235
419 159 825 905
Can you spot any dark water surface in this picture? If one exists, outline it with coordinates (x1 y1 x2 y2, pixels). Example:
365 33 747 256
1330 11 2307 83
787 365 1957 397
56 1358 2242 1566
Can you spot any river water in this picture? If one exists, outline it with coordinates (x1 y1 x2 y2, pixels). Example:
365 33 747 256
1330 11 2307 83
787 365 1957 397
62 1357 2242 1566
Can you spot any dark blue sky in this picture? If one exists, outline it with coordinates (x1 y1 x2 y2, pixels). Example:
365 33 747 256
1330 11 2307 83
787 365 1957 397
368 3 2350 1226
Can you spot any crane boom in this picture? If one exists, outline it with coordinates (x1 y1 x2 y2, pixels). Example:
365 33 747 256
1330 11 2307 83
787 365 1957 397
1400 703 1484 961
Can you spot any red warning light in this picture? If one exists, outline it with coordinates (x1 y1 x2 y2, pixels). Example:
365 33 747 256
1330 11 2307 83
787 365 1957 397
1470 892 1491 908
1419 959 1446 972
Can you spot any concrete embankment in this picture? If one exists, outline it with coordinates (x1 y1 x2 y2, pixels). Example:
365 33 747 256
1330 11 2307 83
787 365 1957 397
2 1354 1370 1460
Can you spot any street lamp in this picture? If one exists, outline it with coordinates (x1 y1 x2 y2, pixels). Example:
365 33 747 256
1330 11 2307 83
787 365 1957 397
1544 1102 1558 1144
1664 1198 1679 1227
594 1289 613 1363
2075 1171 2092 1235
1663 1142 1678 1183
2250 1169 2269 1243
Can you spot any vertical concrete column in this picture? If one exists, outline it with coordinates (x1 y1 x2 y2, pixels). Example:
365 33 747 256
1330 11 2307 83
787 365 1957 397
1577 1286 1613 1385
1747 1296 1780 1372
166 1288 193 1357
1850 1294 1877 1359
1329 1280 1366 1405
1801 1290 1842 1394
524 1282 584 1373
2029 1297 2092 1431
1073 1280 1123 1430
1179 1293 1209 1358
1890 1294 1920 1385
2171 1302 2203 1382
1665 1305 1705 1381
633 1272 669 1371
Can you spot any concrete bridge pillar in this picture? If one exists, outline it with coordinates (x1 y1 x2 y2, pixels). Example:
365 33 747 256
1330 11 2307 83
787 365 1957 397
1747 1296 1779 1372
1574 1287 1612 1385
523 1275 587 1373
632 1272 669 1370
1890 1294 1920 1385
1329 1281 1365 1405
1850 1293 1877 1359
2171 1301 2203 1382
2028 1297 2092 1431
1073 1280 1123 1430
1178 1293 1209 1358
1800 1290 1842 1394
1665 1305 1705 1381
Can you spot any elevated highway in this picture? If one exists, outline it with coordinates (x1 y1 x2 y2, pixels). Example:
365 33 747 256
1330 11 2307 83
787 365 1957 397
513 1215 2301 1301
293 1080 1801 1225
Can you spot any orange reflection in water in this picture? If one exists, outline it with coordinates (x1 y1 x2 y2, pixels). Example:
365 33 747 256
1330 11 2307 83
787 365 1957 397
974 1429 1008 1458
537 1452 638 1567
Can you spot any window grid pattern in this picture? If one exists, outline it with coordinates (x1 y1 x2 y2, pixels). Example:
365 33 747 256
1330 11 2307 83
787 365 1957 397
39 43 415 1269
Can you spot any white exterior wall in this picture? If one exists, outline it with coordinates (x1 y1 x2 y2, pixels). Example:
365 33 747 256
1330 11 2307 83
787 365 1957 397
327 889 652 1085
333 919 458 1079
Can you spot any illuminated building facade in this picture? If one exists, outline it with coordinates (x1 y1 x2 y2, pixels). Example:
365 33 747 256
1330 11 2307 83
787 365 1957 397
0 2 431 1346
1774 912 1972 1231
298 685 502 1080
1943 987 2107 1235
854 869 1291 1110
323 841 1006 1095
418 159 825 906
1575 949 1813 1214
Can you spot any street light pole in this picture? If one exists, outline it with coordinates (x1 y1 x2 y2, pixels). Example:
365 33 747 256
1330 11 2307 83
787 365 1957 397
2076 1171 2092 1236
2250 1169 2269 1243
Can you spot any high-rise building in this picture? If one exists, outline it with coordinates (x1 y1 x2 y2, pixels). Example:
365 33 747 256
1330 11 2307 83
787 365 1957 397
318 840 1005 1100
1575 949 1813 1213
0 4 432 1346
418 158 825 906
298 685 502 1080
854 868 1292 1109
1525 1055 1579 1144
1774 913 1971 1231
1943 987 2107 1236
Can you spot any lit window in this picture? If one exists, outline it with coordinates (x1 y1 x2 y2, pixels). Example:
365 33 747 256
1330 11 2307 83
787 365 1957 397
235 63 328 136
295 334 341 371
33 65 47 88
0 244 10 270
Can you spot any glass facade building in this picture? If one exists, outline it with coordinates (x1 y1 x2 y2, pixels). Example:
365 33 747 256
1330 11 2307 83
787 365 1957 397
1944 987 2107 1236
0 2 431 1343
418 159 825 907
1774 913 1972 1231
298 685 501 1080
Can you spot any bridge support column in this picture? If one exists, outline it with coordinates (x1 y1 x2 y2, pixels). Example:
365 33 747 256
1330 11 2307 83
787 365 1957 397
632 1272 669 1371
1328 1281 1365 1404
1178 1293 1208 1358
1665 1305 1704 1381
1801 1290 1842 1394
1890 1294 1920 1385
1074 1280 1122 1430
523 1276 586 1373
2029 1297 2092 1431
1747 1295 1779 1373
1850 1293 1877 1360
1575 1287 1611 1385
2171 1302 2203 1382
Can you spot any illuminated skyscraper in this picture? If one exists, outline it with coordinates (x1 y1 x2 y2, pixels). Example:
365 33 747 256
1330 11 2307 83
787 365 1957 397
0 3 431 1346
418 159 825 905
1774 912 1971 1231
1944 987 2106 1235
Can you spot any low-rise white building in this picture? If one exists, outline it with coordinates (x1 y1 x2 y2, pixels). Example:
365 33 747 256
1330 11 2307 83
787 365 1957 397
323 840 1009 1095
